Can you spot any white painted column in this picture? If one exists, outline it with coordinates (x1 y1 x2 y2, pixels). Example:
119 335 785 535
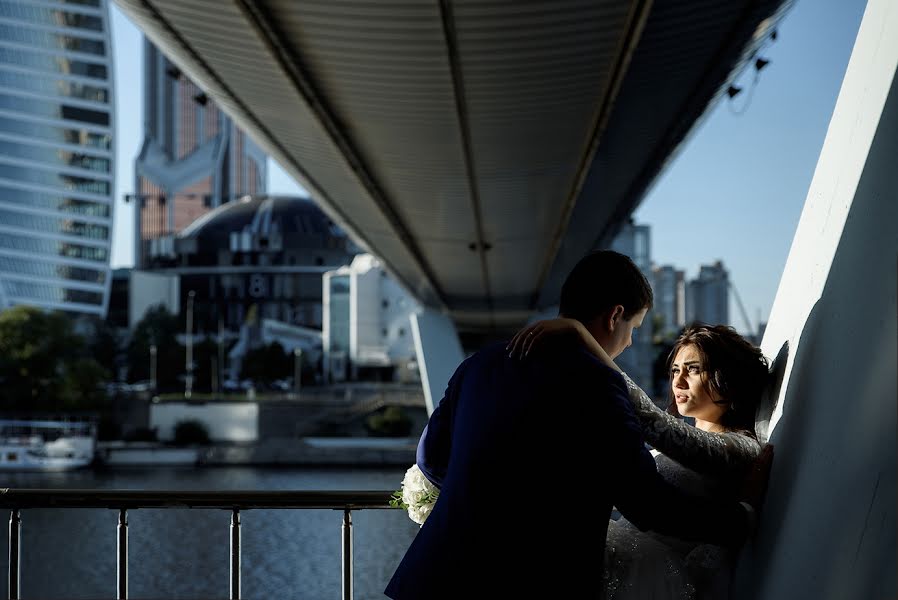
734 1 897 598
409 309 464 416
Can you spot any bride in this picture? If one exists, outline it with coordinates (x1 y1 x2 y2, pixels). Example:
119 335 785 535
508 320 770 599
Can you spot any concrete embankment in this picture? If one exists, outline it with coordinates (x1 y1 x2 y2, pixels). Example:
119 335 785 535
200 436 417 466
97 437 417 467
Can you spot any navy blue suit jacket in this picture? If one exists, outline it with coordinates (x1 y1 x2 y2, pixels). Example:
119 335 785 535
385 342 748 599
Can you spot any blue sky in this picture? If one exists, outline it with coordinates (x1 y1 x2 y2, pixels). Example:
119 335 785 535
110 0 868 335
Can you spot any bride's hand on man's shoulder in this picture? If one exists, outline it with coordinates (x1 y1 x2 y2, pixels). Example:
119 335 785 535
506 317 584 359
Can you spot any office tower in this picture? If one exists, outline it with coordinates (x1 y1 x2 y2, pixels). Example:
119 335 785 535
609 221 653 389
0 0 115 317
685 260 730 326
134 41 266 269
652 265 685 340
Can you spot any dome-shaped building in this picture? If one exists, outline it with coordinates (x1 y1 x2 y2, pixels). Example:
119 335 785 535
167 195 357 333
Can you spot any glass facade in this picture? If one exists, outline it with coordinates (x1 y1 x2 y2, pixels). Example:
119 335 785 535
0 0 114 316
135 42 266 269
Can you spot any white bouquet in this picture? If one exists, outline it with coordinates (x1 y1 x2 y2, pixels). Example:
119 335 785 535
390 463 440 526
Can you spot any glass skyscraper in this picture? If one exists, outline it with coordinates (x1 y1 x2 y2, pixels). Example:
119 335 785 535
0 0 115 317
134 41 266 270
610 221 654 390
686 261 730 326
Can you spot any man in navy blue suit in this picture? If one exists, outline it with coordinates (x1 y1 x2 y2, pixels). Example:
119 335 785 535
385 250 755 599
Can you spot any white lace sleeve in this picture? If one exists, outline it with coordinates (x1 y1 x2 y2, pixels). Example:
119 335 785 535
620 372 761 475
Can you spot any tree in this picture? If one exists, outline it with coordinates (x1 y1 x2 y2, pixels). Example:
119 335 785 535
191 338 220 393
127 305 183 391
173 419 210 445
240 341 292 387
0 306 109 412
79 316 120 378
365 405 413 437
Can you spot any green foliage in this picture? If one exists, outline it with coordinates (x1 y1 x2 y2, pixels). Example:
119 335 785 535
79 316 120 376
365 405 413 437
239 341 292 386
191 338 221 393
389 489 408 510
127 305 183 391
173 419 210 445
0 306 110 411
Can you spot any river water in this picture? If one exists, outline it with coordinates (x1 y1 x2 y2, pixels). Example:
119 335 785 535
0 466 419 600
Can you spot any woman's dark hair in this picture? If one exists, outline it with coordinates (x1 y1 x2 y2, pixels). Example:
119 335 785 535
666 323 770 436
559 250 653 323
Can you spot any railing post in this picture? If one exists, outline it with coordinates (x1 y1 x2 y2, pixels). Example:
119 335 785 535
230 509 240 600
341 508 352 600
117 509 128 599
8 509 20 600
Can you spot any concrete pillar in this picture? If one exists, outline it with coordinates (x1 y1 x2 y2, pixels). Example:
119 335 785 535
409 309 464 416
735 1 897 597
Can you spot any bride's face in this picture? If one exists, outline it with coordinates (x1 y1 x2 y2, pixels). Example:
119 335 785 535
670 344 728 429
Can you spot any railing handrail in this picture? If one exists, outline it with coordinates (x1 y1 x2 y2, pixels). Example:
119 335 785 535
4 488 399 600
0 488 395 510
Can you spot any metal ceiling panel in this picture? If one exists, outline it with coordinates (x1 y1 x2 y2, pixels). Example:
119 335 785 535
114 0 793 336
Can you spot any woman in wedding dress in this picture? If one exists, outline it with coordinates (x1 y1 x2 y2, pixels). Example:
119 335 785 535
509 321 769 600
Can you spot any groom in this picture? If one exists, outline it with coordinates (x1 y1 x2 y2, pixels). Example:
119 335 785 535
385 250 755 599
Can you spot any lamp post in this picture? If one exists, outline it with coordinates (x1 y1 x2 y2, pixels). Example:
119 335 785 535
185 290 195 399
149 344 157 391
218 317 225 393
293 347 303 399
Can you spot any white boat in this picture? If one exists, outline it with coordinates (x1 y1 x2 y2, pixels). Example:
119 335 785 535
0 419 96 471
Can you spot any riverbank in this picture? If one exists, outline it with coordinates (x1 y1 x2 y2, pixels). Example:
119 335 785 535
96 436 417 468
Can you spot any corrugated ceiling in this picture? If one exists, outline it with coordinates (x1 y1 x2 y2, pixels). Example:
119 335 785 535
114 0 792 337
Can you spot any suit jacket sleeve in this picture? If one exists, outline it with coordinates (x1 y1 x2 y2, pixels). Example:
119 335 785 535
415 356 470 489
602 366 750 547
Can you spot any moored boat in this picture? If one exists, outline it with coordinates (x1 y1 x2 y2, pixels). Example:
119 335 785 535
0 419 96 471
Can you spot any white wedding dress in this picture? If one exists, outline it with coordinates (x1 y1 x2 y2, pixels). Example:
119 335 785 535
602 374 762 600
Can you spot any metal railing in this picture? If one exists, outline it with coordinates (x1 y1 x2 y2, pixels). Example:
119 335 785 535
0 489 395 600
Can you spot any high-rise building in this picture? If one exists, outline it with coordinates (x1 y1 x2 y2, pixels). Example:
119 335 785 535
133 41 267 270
609 221 654 389
0 0 115 317
685 260 730 326
652 265 685 340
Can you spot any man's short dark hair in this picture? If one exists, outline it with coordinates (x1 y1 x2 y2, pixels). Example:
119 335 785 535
558 250 653 324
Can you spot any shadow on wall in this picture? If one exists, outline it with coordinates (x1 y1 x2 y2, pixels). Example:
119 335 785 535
755 340 789 446
732 1 898 594
732 57 898 598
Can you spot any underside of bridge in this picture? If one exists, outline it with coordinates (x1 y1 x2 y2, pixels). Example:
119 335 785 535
115 0 792 342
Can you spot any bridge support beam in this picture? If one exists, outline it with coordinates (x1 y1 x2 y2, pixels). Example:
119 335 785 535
735 1 897 597
410 309 464 416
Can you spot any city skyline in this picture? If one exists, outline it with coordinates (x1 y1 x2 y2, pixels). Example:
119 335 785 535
109 1 868 335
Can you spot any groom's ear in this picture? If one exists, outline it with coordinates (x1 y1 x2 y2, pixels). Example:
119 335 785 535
608 304 625 330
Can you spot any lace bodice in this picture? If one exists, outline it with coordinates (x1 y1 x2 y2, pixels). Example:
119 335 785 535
604 373 760 600
605 450 738 599
619 372 762 476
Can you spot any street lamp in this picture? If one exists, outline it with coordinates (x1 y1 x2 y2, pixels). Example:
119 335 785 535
293 347 303 399
185 290 196 399
150 344 157 391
